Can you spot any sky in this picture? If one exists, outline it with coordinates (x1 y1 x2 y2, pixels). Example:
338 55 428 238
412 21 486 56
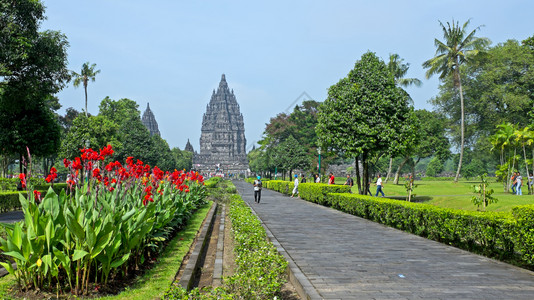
41 0 534 152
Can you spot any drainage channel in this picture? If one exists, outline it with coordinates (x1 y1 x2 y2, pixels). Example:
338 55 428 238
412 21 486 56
175 202 225 290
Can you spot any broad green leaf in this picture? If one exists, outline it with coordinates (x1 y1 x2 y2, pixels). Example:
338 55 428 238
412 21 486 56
110 253 130 268
0 262 15 275
12 223 22 250
4 250 26 262
72 249 89 261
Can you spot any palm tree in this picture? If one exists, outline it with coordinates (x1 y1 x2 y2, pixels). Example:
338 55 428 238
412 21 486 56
388 53 422 88
422 19 490 182
490 122 517 192
386 54 422 183
72 62 101 116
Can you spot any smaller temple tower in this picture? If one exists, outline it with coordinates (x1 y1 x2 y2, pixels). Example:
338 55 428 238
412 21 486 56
185 139 194 152
141 103 160 136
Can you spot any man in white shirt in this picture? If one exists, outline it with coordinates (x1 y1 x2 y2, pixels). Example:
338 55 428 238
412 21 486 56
291 174 299 197
375 174 385 197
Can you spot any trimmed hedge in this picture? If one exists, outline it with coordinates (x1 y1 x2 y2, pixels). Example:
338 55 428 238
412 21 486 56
266 180 351 204
326 193 534 267
164 188 287 299
0 192 21 212
0 184 70 212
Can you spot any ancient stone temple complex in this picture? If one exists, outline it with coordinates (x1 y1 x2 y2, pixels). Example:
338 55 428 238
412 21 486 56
141 103 160 136
194 74 248 175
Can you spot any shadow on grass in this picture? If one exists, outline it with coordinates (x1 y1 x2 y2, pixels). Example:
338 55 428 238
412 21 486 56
386 196 433 202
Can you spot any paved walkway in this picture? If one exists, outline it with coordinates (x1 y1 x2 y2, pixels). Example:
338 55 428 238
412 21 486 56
234 180 534 300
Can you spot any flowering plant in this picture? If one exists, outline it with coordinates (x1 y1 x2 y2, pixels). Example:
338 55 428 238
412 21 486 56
0 145 206 295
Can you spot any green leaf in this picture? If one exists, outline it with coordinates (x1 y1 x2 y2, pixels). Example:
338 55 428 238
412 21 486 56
4 250 26 262
110 253 130 268
12 223 22 250
72 249 89 261
66 212 85 241
0 262 15 275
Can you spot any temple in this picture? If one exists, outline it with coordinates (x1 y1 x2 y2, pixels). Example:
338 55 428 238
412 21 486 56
194 74 248 175
141 103 160 136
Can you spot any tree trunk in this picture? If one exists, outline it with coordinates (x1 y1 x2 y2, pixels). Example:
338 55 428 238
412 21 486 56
454 70 465 183
362 152 369 196
355 157 362 194
385 157 393 183
411 157 421 179
393 156 410 184
523 145 530 194
84 85 88 116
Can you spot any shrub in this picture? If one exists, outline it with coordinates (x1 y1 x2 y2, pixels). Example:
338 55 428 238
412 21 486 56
164 193 287 299
299 183 350 205
0 192 21 212
325 193 533 266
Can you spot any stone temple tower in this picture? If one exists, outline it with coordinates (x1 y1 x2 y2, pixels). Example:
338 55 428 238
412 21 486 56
194 74 248 174
141 103 160 136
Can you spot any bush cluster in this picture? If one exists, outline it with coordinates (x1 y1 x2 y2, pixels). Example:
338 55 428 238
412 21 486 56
266 180 351 203
325 193 534 267
164 189 288 299
0 184 70 212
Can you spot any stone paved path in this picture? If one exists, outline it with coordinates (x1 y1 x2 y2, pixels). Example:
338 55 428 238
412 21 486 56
234 180 534 300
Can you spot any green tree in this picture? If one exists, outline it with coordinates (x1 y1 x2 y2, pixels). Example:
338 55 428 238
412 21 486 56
274 135 310 179
172 147 193 171
385 54 422 182
0 0 70 171
317 52 418 194
151 134 176 171
426 157 444 176
60 114 119 159
72 62 100 116
388 53 422 88
423 19 490 182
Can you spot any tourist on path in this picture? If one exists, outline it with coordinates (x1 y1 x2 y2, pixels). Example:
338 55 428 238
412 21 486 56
511 172 517 194
328 172 335 185
253 176 262 203
375 174 385 197
315 174 320 183
301 174 307 183
344 174 354 188
515 172 523 196
291 174 299 197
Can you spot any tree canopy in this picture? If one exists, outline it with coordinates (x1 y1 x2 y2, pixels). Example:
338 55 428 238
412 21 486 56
317 51 417 194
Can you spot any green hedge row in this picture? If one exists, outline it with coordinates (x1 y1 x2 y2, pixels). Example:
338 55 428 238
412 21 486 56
265 180 351 203
325 192 534 267
0 177 47 191
0 184 69 212
0 192 20 212
164 191 288 299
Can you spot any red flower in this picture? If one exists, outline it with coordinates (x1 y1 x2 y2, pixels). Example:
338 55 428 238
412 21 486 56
33 190 41 201
63 158 71 168
19 173 26 189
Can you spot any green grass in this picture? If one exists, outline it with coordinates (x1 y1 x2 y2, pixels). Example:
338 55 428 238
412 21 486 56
0 202 213 300
359 180 534 212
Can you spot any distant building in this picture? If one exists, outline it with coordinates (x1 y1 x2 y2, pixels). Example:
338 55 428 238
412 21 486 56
194 74 248 174
141 103 160 136
185 139 194 152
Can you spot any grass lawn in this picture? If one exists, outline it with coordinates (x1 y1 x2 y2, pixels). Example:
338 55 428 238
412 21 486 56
358 180 534 212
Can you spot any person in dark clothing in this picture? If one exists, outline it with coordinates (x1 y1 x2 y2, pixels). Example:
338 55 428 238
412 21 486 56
301 174 307 183
253 176 262 203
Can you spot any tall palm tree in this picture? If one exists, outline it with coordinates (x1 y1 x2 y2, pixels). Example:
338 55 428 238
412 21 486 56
386 54 422 183
72 62 100 116
422 19 490 182
388 53 422 88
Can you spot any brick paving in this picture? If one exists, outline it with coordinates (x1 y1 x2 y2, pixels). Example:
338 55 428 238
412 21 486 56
234 180 534 299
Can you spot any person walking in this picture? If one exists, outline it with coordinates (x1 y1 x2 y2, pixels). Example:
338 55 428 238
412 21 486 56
328 172 335 185
301 174 307 183
315 174 320 183
515 172 523 196
375 174 385 197
291 174 299 197
511 172 517 194
344 174 354 192
253 176 262 203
